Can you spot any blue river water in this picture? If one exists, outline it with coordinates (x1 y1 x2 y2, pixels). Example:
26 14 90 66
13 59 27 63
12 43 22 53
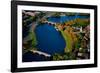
47 15 89 23
35 24 66 55
23 51 51 62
